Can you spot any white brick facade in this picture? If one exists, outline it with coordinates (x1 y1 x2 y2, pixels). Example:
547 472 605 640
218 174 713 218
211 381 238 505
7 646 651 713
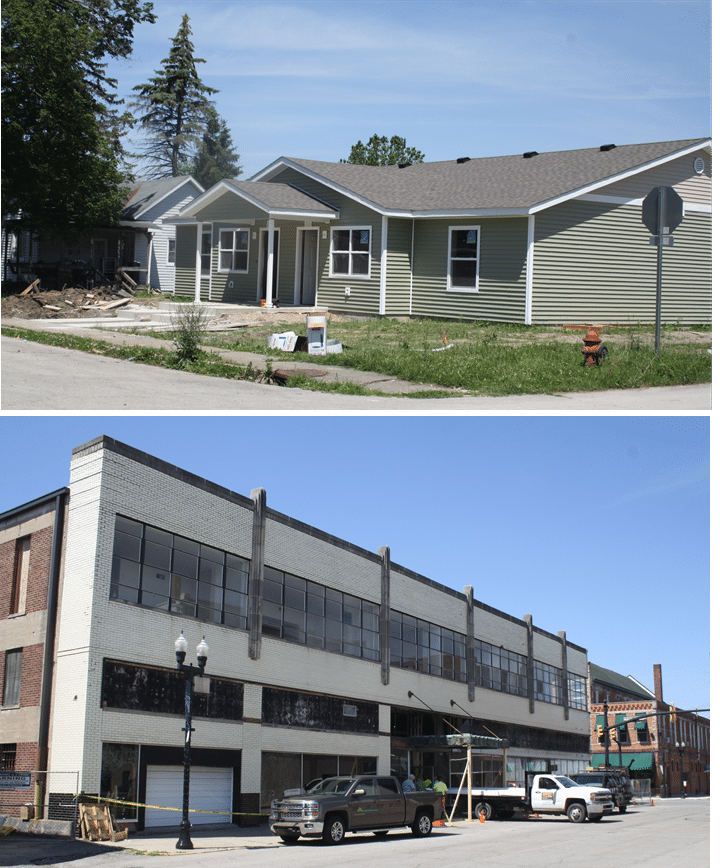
41 436 592 828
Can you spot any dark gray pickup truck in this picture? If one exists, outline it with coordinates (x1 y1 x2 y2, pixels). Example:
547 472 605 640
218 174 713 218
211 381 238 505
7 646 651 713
269 775 444 844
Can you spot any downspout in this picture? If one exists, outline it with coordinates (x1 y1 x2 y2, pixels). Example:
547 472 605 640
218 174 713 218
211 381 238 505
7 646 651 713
36 489 68 773
525 214 535 325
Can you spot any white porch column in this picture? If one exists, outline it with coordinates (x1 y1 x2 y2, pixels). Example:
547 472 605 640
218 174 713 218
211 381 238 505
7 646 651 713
194 223 202 303
265 217 275 308
379 214 388 316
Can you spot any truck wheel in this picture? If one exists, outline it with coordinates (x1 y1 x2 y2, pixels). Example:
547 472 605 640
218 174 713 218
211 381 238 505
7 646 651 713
322 815 346 845
566 802 587 823
411 810 433 837
279 832 300 843
474 801 493 821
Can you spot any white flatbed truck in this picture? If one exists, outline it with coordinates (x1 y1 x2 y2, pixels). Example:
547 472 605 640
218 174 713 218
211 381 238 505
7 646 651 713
447 771 614 823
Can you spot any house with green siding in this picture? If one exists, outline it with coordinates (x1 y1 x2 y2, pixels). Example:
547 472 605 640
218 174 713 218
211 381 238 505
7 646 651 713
170 138 710 324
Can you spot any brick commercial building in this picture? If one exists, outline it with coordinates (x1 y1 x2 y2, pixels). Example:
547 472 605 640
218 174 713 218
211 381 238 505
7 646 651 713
3 436 596 830
588 663 709 796
0 489 68 822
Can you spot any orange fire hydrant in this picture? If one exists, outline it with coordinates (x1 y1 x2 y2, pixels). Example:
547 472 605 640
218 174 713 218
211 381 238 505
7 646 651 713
581 328 608 367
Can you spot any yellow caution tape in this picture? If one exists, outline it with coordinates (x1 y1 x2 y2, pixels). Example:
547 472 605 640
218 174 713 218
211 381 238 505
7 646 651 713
79 794 268 818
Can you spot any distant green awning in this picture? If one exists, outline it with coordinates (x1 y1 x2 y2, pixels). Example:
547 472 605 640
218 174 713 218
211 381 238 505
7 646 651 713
407 734 509 749
591 752 654 771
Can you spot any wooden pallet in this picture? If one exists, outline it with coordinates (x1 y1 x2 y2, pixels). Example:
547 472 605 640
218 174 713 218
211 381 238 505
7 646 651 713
78 803 128 842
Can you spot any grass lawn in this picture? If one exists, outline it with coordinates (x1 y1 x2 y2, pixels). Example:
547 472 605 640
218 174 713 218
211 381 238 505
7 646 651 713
202 318 712 396
2 318 710 397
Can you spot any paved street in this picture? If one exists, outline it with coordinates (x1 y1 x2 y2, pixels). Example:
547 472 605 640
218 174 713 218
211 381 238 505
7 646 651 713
1 336 711 411
0 798 709 868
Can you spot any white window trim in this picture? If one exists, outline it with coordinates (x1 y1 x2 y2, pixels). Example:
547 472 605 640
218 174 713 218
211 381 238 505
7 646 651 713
447 225 481 292
167 238 176 265
218 226 250 274
329 225 372 280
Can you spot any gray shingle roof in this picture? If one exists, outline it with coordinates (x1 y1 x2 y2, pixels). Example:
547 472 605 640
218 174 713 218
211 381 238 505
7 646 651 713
122 176 201 220
224 179 337 214
589 663 655 700
273 138 709 213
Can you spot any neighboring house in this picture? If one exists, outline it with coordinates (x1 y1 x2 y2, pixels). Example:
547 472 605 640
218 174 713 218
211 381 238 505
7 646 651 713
171 137 710 324
119 176 204 294
2 177 203 295
2 436 592 832
588 663 709 796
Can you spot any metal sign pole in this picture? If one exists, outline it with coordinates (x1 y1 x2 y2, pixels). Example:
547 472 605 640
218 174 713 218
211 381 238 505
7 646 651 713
654 188 666 356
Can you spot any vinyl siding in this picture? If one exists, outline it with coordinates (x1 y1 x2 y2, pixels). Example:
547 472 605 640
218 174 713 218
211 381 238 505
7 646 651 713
411 218 527 322
597 152 711 207
174 225 197 298
384 218 413 316
270 168 383 315
532 200 711 324
141 185 200 294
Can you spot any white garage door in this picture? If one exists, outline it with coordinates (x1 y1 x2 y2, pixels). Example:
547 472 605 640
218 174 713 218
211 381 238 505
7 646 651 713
145 765 233 827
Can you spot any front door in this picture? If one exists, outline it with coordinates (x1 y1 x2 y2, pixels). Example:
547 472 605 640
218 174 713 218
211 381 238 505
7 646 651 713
260 230 279 302
299 229 318 305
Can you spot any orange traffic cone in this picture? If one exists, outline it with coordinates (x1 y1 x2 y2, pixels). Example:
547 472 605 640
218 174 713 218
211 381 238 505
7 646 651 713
479 812 485 823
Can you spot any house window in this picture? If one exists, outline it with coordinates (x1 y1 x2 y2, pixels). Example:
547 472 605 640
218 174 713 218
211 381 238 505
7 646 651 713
168 238 176 264
11 537 30 615
1 744 17 771
2 649 22 707
635 714 649 743
219 228 249 273
200 224 212 276
330 228 371 277
448 226 480 290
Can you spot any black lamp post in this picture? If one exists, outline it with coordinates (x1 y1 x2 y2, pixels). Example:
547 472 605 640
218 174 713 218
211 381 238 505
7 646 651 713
174 633 209 850
675 741 686 799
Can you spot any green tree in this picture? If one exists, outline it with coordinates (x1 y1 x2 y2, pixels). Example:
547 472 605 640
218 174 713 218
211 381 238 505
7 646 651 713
342 134 425 166
1 0 155 240
131 14 218 178
184 106 242 188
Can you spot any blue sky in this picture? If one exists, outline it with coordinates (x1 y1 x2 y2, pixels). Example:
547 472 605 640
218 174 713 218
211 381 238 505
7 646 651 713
107 0 712 178
0 416 709 715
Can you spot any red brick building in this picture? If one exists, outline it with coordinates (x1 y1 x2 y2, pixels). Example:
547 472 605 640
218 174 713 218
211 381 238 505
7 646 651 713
0 490 68 819
589 663 709 797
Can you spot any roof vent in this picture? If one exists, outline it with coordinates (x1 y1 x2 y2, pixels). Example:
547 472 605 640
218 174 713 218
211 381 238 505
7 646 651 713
600 144 616 152
457 157 471 164
398 161 412 169
523 151 539 159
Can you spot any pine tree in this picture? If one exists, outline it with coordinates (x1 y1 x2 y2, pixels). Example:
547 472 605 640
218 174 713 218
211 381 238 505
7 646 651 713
185 106 242 188
131 14 218 178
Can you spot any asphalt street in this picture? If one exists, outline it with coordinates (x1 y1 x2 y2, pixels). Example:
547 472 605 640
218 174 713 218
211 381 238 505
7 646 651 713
1 336 711 412
0 798 709 868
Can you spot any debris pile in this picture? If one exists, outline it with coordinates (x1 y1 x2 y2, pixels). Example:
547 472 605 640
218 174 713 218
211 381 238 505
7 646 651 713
1 283 157 320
